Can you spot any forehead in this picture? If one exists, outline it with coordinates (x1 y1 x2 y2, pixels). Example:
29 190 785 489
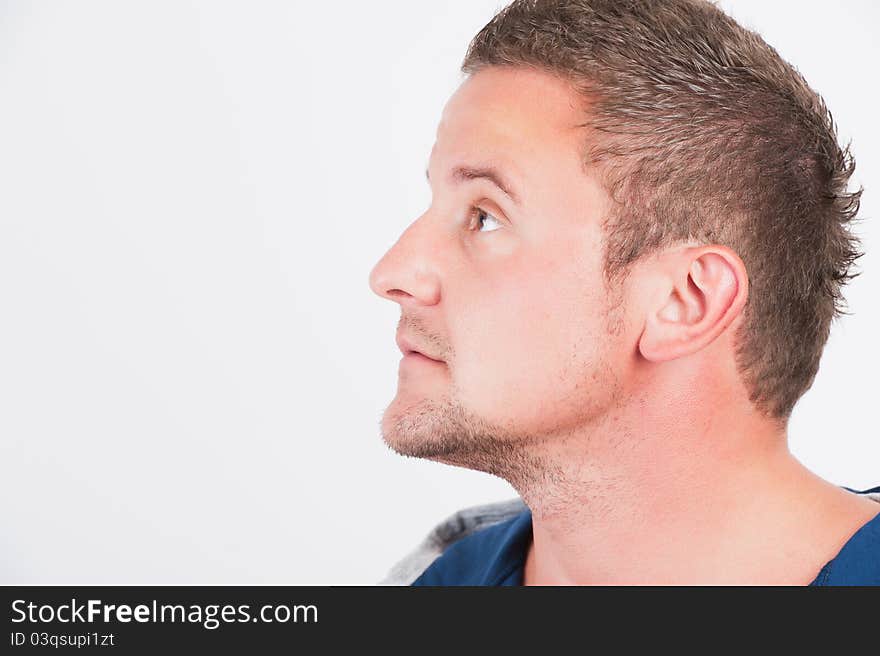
429 67 585 197
432 67 587 176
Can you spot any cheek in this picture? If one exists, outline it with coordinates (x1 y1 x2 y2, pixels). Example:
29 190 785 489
453 250 611 427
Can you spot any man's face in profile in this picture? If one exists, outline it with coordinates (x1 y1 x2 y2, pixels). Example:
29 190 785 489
370 67 633 472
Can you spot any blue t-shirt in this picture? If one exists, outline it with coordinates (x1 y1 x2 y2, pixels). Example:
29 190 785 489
412 485 880 586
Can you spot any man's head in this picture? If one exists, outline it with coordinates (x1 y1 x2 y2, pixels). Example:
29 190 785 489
369 0 862 477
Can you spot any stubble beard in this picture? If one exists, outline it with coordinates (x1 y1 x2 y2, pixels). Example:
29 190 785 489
386 390 515 464
380 339 625 504
379 282 628 515
380 390 575 495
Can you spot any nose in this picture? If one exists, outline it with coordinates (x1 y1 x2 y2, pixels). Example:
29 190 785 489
368 216 442 308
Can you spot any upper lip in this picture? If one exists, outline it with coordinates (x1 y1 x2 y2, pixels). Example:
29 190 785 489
396 333 444 362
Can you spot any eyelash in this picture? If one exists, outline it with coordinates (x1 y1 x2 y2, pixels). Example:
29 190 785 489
467 206 502 233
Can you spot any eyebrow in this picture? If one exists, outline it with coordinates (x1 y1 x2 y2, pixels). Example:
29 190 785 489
425 164 522 206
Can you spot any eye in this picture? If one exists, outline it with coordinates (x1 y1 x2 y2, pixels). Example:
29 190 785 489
468 206 503 233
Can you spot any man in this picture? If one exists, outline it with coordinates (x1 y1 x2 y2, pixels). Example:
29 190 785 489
368 0 879 585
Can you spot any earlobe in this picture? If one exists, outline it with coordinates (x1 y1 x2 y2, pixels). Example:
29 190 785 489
638 248 746 363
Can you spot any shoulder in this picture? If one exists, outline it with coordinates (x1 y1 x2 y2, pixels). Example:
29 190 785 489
379 497 528 585
813 485 880 585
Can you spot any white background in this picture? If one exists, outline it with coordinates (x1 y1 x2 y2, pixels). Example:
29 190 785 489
0 1 877 584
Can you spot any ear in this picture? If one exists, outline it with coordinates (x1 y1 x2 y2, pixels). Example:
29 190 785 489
638 246 748 363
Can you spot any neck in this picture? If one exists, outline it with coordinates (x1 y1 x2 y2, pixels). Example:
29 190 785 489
513 398 878 585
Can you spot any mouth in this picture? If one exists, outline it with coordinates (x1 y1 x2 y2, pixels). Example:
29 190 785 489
403 350 445 364
396 333 445 363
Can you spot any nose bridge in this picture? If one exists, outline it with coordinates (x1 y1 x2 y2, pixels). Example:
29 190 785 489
369 211 443 304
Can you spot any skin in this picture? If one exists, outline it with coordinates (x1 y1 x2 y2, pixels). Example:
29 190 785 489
368 66 880 585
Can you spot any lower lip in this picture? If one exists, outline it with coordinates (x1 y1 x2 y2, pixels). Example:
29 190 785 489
401 352 445 366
